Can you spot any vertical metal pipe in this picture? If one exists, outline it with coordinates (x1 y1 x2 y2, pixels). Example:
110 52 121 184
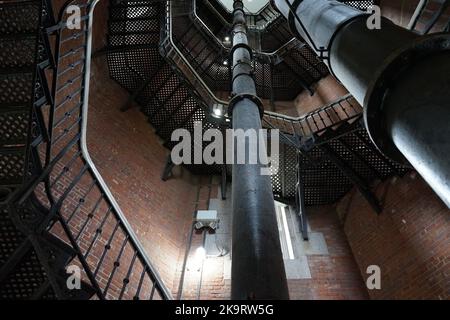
273 0 450 208
230 0 289 300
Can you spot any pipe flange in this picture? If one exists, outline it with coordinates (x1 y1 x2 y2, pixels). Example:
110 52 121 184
364 33 450 165
228 93 264 118
230 43 254 60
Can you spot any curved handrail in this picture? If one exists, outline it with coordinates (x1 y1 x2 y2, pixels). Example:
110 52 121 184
165 0 360 137
165 0 229 108
201 0 279 24
193 0 299 57
264 93 354 121
165 0 304 115
81 0 173 300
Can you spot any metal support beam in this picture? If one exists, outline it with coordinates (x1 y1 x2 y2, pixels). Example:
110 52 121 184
221 164 227 200
161 156 175 181
274 0 450 208
296 155 308 240
230 0 289 300
320 144 382 214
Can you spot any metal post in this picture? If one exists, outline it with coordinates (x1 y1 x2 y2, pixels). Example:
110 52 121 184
230 0 289 300
273 0 450 208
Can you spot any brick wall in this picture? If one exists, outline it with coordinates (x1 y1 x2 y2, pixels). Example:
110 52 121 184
36 0 203 298
294 75 351 117
323 0 450 301
380 0 450 31
288 206 368 300
338 174 450 299
179 180 368 300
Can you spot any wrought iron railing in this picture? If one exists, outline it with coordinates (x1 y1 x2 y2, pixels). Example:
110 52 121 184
193 0 299 58
162 0 330 121
263 94 362 138
198 0 281 30
16 0 172 300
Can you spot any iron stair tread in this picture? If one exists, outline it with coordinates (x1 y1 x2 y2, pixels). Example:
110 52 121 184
0 72 35 107
0 207 28 267
0 244 47 300
31 276 96 300
111 2 159 9
0 146 27 186
109 14 159 23
0 0 41 36
109 20 160 33
108 30 160 36
108 33 160 46
0 108 30 146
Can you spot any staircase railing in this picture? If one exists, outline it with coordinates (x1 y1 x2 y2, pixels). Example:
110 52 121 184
408 0 450 34
163 0 334 125
198 0 281 30
162 0 229 115
193 0 299 58
18 0 172 300
263 94 362 138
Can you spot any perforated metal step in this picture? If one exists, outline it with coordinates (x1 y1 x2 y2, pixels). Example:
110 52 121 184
272 124 409 206
0 0 41 198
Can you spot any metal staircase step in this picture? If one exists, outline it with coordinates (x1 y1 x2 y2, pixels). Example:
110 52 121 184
0 1 41 36
109 3 160 20
31 276 96 300
0 35 38 70
0 73 34 108
0 207 27 267
0 245 47 299
109 18 159 33
108 32 160 47
0 148 27 188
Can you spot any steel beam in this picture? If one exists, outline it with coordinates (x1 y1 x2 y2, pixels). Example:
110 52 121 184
274 0 450 208
230 0 289 300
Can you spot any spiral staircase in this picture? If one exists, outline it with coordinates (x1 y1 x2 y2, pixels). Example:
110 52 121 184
1 0 448 300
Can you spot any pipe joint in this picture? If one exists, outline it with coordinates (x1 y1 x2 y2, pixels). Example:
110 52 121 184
228 93 264 118
230 43 253 60
364 33 450 163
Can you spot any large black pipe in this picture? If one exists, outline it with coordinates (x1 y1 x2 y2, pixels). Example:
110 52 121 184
274 0 450 207
230 0 289 300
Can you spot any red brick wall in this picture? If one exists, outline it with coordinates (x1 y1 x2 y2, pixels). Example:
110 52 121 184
37 0 202 299
84 3 202 296
294 75 351 117
338 174 450 299
179 189 368 300
288 206 369 300
380 0 450 31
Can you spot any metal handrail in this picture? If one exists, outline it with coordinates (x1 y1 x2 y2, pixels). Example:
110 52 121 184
263 93 362 137
166 0 360 137
166 0 304 116
80 0 173 300
201 0 278 22
193 0 299 57
165 0 229 108
264 93 353 121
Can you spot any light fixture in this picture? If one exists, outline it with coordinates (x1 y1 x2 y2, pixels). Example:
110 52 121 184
212 104 224 118
187 246 207 272
195 247 206 261
222 60 229 66
195 209 219 229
